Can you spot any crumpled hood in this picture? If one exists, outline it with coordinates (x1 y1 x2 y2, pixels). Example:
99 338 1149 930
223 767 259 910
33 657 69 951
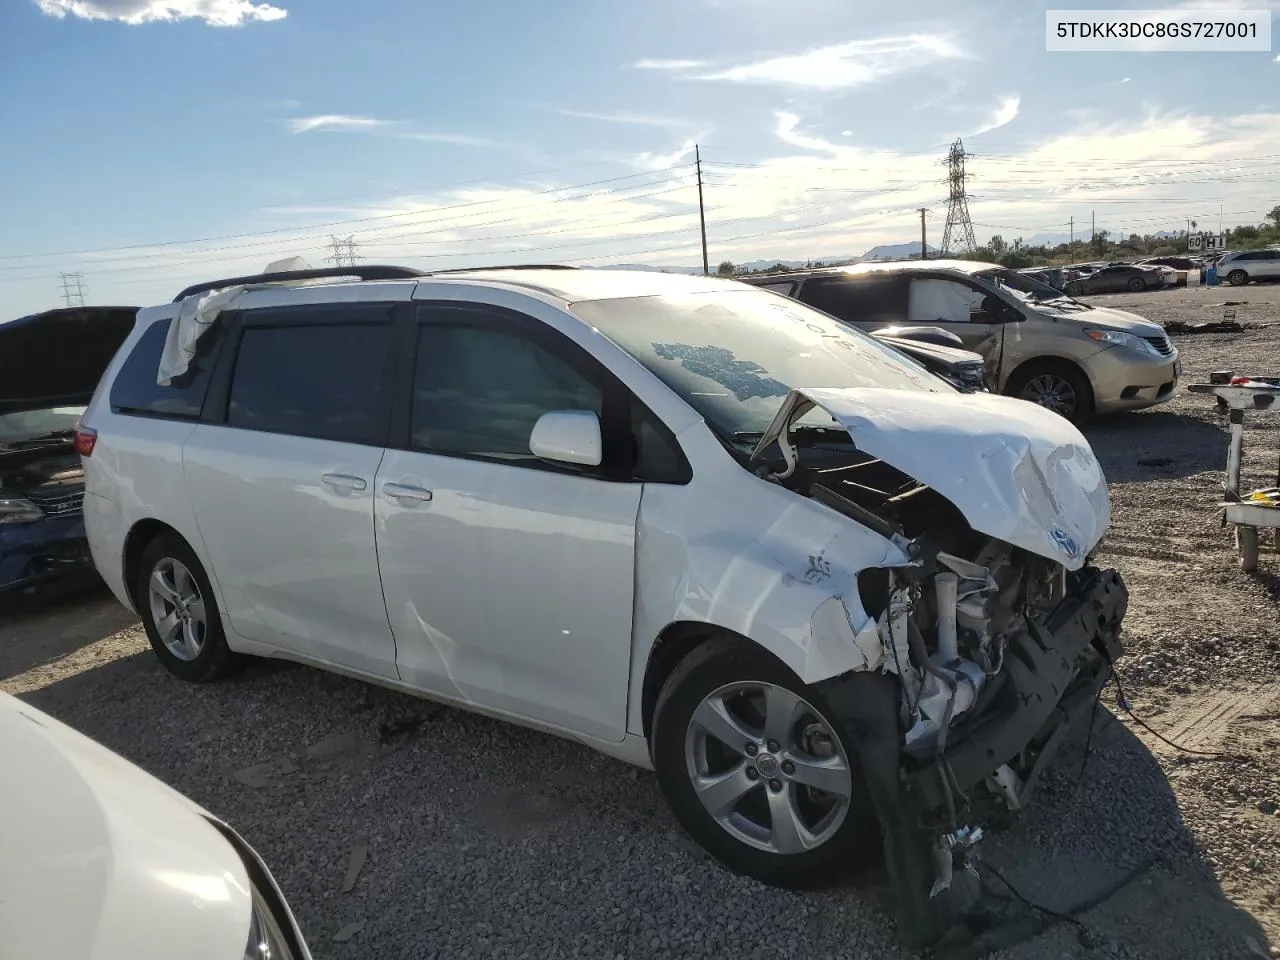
0 693 252 960
759 387 1110 569
0 306 138 415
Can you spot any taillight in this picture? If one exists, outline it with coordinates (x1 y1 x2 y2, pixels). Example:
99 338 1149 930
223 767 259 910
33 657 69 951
74 426 97 457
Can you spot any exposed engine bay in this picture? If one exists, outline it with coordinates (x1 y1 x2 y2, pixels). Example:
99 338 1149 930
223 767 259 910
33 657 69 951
0 434 91 592
750 399 1128 945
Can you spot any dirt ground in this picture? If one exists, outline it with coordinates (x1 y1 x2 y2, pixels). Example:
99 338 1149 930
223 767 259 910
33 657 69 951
2 282 1279 959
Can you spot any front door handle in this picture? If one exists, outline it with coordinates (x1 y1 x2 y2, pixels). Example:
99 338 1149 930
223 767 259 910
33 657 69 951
321 473 367 492
384 482 433 503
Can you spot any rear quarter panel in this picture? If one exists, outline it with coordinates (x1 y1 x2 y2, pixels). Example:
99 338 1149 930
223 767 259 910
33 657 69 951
80 310 221 616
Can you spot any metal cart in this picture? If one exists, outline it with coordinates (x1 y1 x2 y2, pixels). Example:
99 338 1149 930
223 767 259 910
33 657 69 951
1188 373 1280 572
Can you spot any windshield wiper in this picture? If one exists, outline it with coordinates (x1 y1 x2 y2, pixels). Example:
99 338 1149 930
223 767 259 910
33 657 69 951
732 425 851 444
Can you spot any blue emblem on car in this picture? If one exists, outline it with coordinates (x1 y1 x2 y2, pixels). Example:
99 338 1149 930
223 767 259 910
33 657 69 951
1049 526 1081 560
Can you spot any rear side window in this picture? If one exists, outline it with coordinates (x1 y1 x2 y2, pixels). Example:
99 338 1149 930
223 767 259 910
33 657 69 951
109 317 217 418
410 322 602 463
227 321 394 445
798 276 908 326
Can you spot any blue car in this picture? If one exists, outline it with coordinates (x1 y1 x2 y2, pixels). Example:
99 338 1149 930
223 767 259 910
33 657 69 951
0 306 137 595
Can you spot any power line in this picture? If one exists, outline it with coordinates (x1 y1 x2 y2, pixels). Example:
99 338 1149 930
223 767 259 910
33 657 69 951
0 165 695 263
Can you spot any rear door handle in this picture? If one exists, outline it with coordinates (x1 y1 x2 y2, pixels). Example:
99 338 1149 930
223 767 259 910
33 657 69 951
321 473 367 492
384 482 433 503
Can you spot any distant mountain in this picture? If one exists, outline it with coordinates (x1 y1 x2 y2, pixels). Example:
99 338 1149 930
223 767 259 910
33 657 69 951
859 242 939 261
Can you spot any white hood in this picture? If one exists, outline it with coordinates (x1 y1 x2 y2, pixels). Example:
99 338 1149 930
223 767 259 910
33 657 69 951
757 387 1110 570
0 693 253 960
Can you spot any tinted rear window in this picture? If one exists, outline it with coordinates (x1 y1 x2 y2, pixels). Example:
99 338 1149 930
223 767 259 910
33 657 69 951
109 317 217 418
227 322 393 445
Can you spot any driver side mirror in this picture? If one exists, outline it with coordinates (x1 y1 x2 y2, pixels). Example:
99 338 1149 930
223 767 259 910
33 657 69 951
529 410 603 467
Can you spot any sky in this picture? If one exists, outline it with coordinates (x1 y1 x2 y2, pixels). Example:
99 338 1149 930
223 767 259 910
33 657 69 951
1 0 1278 315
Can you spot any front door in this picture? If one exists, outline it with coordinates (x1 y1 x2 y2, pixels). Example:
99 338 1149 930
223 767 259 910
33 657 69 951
182 305 400 679
374 303 643 743
903 276 1008 370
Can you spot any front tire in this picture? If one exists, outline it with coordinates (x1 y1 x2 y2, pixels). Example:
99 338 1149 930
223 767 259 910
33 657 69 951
136 534 241 682
1228 269 1250 287
1005 360 1093 426
651 639 877 889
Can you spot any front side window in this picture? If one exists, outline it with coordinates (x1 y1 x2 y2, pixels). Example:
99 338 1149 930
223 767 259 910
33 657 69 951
226 321 393 444
907 278 989 324
109 318 217 419
411 318 602 464
571 289 948 445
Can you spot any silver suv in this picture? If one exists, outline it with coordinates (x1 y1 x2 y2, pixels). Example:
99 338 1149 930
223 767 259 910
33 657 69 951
1216 249 1280 286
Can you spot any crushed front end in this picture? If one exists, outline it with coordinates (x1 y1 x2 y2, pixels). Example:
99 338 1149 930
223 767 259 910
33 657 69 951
750 386 1129 945
827 540 1129 947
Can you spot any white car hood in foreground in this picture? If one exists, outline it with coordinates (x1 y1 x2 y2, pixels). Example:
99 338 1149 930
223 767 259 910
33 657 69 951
0 693 253 960
758 387 1110 570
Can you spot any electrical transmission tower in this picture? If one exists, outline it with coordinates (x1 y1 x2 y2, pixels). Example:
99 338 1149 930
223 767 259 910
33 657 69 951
326 235 361 268
940 138 977 256
58 272 88 307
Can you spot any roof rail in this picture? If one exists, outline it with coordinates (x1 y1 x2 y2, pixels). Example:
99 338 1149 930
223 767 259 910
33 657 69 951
172 265 428 303
424 264 580 275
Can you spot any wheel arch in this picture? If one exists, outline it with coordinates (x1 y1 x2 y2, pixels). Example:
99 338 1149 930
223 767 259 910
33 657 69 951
640 623 780 741
122 519 191 611
1004 354 1097 410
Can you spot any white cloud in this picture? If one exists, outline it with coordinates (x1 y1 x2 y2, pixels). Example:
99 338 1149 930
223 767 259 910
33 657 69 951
35 0 285 26
634 58 707 70
553 107 688 128
774 113 842 154
287 115 395 134
971 95 1020 136
632 137 701 170
694 35 967 90
399 132 505 148
20 107 1280 319
1120 77 1131 83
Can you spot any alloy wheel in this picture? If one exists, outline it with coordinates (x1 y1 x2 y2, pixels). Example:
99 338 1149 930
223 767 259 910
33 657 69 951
1020 374 1077 418
684 681 853 855
147 558 207 661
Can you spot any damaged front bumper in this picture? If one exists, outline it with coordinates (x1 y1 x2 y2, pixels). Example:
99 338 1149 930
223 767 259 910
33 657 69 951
838 565 1128 948
904 566 1128 820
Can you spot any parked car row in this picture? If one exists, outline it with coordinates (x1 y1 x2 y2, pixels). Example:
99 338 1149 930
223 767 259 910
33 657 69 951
740 258 1179 424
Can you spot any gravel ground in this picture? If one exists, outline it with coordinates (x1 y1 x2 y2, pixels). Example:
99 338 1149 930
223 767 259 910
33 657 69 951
2 282 1279 959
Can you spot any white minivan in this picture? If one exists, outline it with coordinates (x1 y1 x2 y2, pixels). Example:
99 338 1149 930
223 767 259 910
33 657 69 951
80 265 1128 945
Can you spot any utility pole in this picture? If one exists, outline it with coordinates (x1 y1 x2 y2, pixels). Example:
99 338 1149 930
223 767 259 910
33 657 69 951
1069 217 1074 258
326 235 361 268
940 138 977 255
919 208 928 260
58 272 87 307
695 145 709 277
1091 210 1096 253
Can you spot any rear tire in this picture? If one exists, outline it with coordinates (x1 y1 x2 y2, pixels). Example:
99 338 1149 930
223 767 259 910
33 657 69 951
650 638 879 889
1127 277 1145 292
1005 360 1093 426
136 534 242 682
1228 269 1250 287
